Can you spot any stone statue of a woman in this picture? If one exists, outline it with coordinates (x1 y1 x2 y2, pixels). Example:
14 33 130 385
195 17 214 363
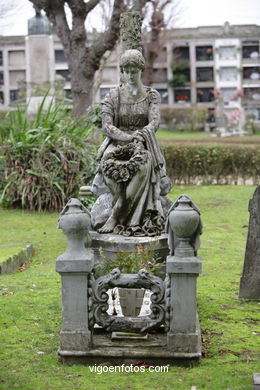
91 49 172 237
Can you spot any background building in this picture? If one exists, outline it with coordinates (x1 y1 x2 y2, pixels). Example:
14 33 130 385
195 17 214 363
0 20 259 120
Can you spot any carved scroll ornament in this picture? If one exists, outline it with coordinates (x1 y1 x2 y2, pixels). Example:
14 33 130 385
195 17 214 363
88 269 165 333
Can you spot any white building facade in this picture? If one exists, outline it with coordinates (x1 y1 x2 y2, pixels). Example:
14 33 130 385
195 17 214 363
0 22 259 120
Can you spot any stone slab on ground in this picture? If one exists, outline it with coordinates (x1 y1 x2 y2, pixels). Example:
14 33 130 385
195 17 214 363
0 244 34 274
239 185 260 300
58 329 201 366
254 373 260 390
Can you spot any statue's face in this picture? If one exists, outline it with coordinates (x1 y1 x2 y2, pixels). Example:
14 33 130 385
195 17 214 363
122 65 141 86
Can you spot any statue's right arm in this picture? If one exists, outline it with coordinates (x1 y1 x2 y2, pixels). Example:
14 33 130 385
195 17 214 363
102 113 132 142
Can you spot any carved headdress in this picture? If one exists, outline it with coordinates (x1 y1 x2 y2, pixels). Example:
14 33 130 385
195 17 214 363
120 49 145 71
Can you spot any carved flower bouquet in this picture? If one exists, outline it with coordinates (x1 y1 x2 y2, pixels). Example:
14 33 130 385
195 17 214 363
101 143 147 183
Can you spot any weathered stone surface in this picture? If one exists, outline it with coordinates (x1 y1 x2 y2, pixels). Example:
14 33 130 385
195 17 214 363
56 10 203 365
166 255 202 355
91 192 113 230
0 244 34 274
239 186 260 300
90 43 172 236
253 373 260 390
56 198 94 353
165 194 202 356
89 268 165 333
58 198 91 260
90 231 169 265
120 11 142 54
166 256 202 274
166 194 202 257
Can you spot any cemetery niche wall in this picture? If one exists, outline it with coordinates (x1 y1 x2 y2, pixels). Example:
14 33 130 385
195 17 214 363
55 11 203 365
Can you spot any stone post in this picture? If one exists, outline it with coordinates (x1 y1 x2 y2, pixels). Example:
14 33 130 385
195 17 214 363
166 195 202 355
166 255 202 354
120 11 142 55
56 199 94 353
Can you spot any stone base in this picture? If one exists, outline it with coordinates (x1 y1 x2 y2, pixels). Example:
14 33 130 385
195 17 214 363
239 276 260 300
90 231 169 266
58 331 201 366
60 330 92 351
167 315 201 355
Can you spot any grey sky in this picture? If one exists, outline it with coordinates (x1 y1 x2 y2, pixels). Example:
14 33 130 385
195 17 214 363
0 0 259 36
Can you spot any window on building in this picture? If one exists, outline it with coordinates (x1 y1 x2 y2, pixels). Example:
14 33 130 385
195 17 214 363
243 87 260 101
171 60 190 88
242 41 259 59
245 107 260 120
173 46 190 60
243 67 260 80
220 88 237 102
8 50 25 67
196 67 214 82
196 88 214 102
10 89 19 102
0 91 4 104
152 68 168 83
0 51 3 66
0 71 4 85
218 46 237 61
174 88 190 103
55 50 67 63
219 67 237 82
65 89 72 99
9 71 25 87
155 88 169 104
56 69 70 81
100 87 111 100
196 46 213 61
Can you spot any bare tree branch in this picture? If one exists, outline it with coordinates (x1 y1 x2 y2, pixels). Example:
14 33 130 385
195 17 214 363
92 0 126 65
66 0 87 18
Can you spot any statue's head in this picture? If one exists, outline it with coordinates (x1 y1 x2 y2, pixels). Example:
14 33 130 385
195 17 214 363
120 49 145 72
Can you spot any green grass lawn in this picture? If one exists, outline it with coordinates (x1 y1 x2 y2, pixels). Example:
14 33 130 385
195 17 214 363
0 186 259 390
157 130 207 139
156 128 260 141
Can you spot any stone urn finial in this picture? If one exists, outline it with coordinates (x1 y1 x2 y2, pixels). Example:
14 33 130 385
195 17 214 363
58 198 91 260
166 195 202 257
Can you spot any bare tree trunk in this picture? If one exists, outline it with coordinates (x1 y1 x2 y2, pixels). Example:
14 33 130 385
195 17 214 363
142 0 175 86
29 0 129 116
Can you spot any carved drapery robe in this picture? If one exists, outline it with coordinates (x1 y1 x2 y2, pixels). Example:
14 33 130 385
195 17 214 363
91 87 171 236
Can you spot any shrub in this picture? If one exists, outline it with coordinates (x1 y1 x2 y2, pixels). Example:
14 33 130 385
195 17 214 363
0 98 98 211
162 143 260 185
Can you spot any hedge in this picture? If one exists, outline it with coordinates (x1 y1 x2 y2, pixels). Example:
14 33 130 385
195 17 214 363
162 144 260 185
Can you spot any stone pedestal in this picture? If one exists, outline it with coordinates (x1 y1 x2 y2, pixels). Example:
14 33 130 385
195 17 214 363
239 186 260 300
90 231 169 265
56 253 94 353
166 255 202 355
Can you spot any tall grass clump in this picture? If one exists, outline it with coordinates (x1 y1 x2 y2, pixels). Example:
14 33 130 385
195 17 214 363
0 97 98 211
